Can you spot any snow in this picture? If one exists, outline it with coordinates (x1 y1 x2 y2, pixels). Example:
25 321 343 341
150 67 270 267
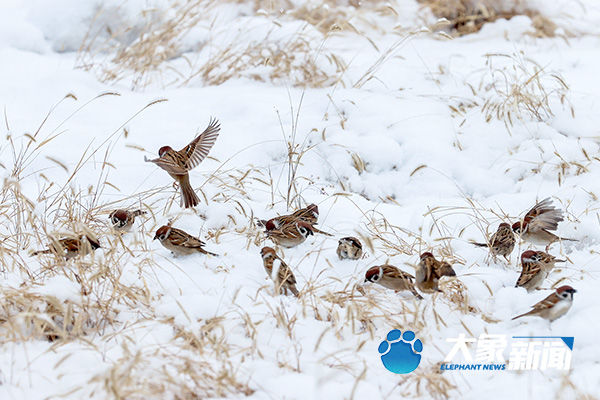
0 0 599 399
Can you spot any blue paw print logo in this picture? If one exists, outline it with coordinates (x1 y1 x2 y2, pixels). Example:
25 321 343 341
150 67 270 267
378 329 423 374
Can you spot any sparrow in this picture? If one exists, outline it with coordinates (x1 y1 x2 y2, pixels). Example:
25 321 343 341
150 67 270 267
512 198 576 250
363 265 423 299
512 285 577 322
260 204 332 236
109 209 146 232
471 222 515 261
265 221 314 248
260 247 299 297
415 252 456 293
32 234 101 260
145 118 220 208
153 225 218 256
337 237 363 260
515 250 565 292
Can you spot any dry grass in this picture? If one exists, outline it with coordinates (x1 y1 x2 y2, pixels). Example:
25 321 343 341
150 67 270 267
419 0 560 37
0 98 255 398
76 0 357 89
479 52 572 130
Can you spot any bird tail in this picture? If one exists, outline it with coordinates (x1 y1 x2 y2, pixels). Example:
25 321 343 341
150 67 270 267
411 286 424 300
179 175 200 208
470 241 489 248
204 249 219 257
31 249 51 256
512 312 527 320
133 209 147 217
312 226 333 237
559 236 578 242
289 284 300 297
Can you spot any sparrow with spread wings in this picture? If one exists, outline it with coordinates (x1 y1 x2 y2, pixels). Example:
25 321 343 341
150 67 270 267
512 198 576 250
145 118 220 208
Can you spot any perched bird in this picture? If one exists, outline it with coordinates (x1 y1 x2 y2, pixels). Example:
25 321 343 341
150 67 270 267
471 222 515 261
415 252 456 293
32 234 101 260
265 221 314 248
512 285 577 322
109 209 146 232
260 204 332 237
153 225 217 256
337 237 363 260
363 265 423 299
516 250 565 292
145 118 220 208
260 247 299 297
512 198 576 250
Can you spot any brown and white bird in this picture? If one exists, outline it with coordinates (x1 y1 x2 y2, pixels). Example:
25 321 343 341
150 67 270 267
260 247 299 297
32 234 101 260
260 204 332 237
512 285 576 322
153 225 217 256
145 118 220 208
471 222 515 261
337 237 363 260
363 265 423 299
109 209 146 232
265 221 314 248
415 252 457 293
515 250 565 292
512 198 576 250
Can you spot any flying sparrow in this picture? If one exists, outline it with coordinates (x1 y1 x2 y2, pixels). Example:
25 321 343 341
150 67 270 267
265 221 314 248
364 265 423 299
109 209 146 232
515 250 565 292
32 234 101 260
260 247 299 297
512 198 576 250
153 225 218 256
512 285 576 322
145 118 220 208
415 252 456 293
260 204 332 236
337 237 363 260
471 222 515 261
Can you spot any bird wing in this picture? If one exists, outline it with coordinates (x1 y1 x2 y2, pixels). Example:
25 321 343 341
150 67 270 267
277 259 297 285
491 226 514 246
382 265 415 281
524 198 564 233
516 262 542 287
171 228 205 248
530 292 560 312
178 118 221 171
434 261 456 278
145 152 188 175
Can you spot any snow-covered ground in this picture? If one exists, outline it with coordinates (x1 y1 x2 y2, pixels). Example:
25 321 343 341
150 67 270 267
0 1 599 399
